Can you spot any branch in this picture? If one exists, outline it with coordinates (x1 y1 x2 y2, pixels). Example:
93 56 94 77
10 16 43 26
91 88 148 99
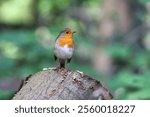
12 68 113 100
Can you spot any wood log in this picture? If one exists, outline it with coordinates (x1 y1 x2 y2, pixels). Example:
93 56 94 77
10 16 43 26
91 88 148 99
12 68 113 100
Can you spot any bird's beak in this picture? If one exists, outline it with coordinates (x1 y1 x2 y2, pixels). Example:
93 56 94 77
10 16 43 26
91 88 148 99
73 31 76 34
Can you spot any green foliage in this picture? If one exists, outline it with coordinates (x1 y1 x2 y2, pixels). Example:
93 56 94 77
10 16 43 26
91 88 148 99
130 51 150 67
0 90 14 100
110 70 150 99
138 0 150 4
105 40 150 99
106 43 131 61
38 0 71 18
0 29 53 78
0 0 33 24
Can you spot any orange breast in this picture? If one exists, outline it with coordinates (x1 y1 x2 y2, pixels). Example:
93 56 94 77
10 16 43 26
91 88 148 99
59 35 73 48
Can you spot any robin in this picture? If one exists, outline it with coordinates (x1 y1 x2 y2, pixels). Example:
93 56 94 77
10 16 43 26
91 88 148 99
54 28 75 68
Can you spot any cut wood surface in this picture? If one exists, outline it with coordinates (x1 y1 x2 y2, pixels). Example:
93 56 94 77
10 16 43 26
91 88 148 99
12 68 113 100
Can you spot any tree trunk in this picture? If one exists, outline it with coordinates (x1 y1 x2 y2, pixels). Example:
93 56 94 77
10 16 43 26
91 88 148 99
12 68 113 100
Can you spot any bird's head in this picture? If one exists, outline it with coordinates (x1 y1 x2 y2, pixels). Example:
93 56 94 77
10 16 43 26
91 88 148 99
58 28 75 39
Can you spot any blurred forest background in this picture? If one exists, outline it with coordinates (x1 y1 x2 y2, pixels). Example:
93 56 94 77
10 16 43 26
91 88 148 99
0 0 150 100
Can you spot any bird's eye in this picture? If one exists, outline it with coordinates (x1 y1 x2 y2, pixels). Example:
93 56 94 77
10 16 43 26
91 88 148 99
66 31 69 34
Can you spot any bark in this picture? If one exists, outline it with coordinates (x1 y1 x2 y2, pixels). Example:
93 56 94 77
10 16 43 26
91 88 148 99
12 68 113 100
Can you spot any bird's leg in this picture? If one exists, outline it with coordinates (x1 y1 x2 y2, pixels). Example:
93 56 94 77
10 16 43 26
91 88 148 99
60 59 65 68
59 59 71 74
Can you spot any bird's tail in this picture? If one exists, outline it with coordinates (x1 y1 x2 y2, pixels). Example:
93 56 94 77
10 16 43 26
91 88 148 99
60 59 65 68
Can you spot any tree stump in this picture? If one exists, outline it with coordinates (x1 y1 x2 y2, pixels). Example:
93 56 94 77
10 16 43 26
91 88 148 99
12 68 113 100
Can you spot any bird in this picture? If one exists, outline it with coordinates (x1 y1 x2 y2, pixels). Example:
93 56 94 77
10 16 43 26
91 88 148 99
54 28 75 68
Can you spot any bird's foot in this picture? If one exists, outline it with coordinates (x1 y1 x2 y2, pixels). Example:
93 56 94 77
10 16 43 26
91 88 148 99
61 68 69 73
60 68 69 78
